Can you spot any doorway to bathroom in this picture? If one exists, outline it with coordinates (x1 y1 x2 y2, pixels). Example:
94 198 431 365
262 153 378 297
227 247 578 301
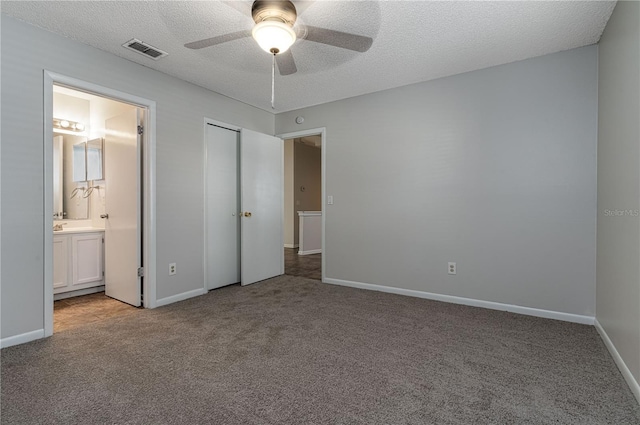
45 73 157 335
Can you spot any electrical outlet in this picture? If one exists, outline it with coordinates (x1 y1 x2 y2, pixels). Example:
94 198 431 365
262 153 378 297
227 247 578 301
169 263 177 276
448 262 456 275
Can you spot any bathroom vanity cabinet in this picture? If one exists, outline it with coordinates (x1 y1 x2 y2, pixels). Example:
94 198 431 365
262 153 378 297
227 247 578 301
53 230 104 295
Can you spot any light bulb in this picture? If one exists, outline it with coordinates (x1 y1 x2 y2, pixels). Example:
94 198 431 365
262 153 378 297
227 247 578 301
75 123 85 131
252 21 296 54
60 120 70 128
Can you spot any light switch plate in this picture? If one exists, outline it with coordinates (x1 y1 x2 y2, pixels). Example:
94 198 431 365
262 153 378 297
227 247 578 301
327 195 334 205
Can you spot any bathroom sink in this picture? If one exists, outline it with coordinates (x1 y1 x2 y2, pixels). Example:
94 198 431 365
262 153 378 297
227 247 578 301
53 227 103 234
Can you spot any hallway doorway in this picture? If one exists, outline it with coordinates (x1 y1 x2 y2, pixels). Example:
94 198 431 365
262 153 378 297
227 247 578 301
278 128 326 282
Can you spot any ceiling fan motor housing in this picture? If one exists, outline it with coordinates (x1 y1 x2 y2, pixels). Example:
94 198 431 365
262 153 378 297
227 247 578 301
252 0 297 26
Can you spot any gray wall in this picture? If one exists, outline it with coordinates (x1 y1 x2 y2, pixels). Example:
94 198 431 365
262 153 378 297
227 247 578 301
277 46 598 316
1 16 273 339
596 1 640 384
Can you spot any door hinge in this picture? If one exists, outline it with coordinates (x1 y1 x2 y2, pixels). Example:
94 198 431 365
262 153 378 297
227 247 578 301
102 271 105 277
137 267 144 278
137 125 144 135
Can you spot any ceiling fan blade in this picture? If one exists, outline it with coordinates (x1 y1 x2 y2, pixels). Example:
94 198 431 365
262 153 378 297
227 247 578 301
221 1 252 17
276 50 297 75
184 30 252 49
295 1 315 16
302 25 373 53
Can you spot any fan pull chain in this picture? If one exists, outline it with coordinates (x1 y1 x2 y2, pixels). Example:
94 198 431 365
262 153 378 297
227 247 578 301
271 52 276 109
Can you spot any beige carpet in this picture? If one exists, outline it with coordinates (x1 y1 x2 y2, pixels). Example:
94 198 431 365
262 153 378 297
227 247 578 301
2 275 639 424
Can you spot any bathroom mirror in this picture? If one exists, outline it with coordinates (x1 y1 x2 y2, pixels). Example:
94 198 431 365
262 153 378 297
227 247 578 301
53 134 89 220
86 138 104 181
72 142 86 182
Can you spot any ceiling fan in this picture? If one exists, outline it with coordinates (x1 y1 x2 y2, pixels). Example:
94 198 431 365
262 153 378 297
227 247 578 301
184 0 374 77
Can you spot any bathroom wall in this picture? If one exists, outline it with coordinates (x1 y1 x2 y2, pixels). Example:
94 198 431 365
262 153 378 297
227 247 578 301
54 87 137 226
53 92 91 223
53 92 89 126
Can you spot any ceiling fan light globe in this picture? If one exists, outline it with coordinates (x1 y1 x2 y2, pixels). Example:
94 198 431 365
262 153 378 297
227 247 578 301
252 21 296 54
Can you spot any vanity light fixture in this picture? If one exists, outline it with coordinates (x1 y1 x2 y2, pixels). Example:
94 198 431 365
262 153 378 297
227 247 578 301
53 118 85 133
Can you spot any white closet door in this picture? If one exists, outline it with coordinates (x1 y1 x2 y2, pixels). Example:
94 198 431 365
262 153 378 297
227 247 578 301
104 109 141 306
240 129 284 286
205 124 240 290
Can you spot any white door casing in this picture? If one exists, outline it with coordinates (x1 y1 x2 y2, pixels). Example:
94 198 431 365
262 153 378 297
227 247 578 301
205 124 241 290
104 109 142 306
43 72 156 339
240 129 284 286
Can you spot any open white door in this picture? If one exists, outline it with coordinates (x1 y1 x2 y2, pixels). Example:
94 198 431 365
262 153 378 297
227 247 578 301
240 129 284 285
104 109 142 306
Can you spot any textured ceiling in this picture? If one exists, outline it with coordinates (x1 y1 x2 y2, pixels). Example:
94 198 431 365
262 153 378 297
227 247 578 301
2 1 616 113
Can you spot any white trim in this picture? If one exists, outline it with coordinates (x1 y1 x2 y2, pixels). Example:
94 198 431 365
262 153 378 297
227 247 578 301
299 249 322 255
143 103 158 309
280 135 285 276
44 72 55 337
284 244 299 248
156 288 207 307
1 329 45 349
324 277 595 325
53 286 105 301
43 71 158 340
595 319 640 404
276 128 326 282
297 211 321 216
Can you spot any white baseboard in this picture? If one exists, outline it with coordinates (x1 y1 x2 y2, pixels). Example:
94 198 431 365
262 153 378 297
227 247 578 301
595 319 640 404
156 288 207 307
323 277 595 325
1 329 45 349
298 249 321 256
54 285 105 301
284 244 299 248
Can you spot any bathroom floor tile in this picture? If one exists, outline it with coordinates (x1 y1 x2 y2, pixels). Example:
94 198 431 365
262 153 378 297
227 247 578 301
54 292 140 333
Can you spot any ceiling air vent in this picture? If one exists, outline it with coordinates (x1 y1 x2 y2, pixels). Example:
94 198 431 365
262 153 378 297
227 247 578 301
122 39 168 60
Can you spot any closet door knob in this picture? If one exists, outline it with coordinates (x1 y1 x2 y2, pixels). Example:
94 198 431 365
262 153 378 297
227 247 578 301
244 212 252 217
100 214 109 219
